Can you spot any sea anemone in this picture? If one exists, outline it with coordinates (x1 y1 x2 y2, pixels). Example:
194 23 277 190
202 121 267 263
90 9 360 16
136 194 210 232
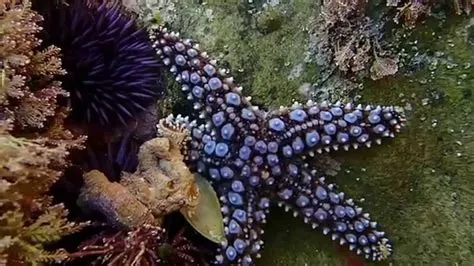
37 0 162 128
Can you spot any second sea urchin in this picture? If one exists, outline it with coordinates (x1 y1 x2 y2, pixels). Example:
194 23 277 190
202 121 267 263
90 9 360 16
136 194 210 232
41 0 162 128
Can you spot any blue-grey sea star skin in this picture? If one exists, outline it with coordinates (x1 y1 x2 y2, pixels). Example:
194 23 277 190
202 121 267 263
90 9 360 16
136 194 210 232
148 25 406 265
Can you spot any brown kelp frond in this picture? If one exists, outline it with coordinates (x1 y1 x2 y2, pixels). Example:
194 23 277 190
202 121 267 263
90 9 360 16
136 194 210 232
0 0 68 129
0 126 88 264
0 1 87 265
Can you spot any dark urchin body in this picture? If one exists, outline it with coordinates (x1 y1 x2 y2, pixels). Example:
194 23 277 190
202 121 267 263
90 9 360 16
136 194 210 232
40 0 162 128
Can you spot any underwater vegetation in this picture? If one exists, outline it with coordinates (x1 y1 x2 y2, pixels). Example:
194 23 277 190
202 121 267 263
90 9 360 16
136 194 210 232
36 0 162 129
0 0 88 264
0 0 67 130
311 0 398 80
157 227 207 266
389 0 473 28
67 225 206 266
1 1 199 265
1 0 473 265
73 224 167 265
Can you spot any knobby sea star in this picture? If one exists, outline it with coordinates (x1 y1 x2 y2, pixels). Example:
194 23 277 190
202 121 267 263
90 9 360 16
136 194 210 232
148 25 406 265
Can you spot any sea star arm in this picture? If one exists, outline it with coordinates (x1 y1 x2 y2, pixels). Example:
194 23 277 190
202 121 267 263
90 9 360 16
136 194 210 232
148 25 406 162
148 25 261 126
148 25 267 163
159 113 272 266
264 101 406 156
276 162 393 261
215 187 270 265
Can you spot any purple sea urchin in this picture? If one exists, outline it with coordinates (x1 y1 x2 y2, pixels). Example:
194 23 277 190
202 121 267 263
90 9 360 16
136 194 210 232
40 0 162 128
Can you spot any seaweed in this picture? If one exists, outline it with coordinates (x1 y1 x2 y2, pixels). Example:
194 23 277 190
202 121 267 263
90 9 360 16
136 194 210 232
309 0 398 80
389 0 473 28
67 225 208 266
0 1 87 264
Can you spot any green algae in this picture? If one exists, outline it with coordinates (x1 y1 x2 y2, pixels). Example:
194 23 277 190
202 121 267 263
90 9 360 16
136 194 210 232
262 16 474 266
255 7 285 34
162 0 318 107
153 1 474 264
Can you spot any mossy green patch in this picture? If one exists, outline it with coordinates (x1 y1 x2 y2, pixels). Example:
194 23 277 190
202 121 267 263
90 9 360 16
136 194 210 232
265 15 474 265
352 16 474 265
255 7 285 34
166 0 319 108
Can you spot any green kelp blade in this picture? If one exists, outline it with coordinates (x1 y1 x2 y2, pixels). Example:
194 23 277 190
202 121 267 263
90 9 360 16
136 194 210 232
180 173 225 244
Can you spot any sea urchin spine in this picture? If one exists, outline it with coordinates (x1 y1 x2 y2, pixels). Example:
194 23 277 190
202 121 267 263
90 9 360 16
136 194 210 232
52 0 162 127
